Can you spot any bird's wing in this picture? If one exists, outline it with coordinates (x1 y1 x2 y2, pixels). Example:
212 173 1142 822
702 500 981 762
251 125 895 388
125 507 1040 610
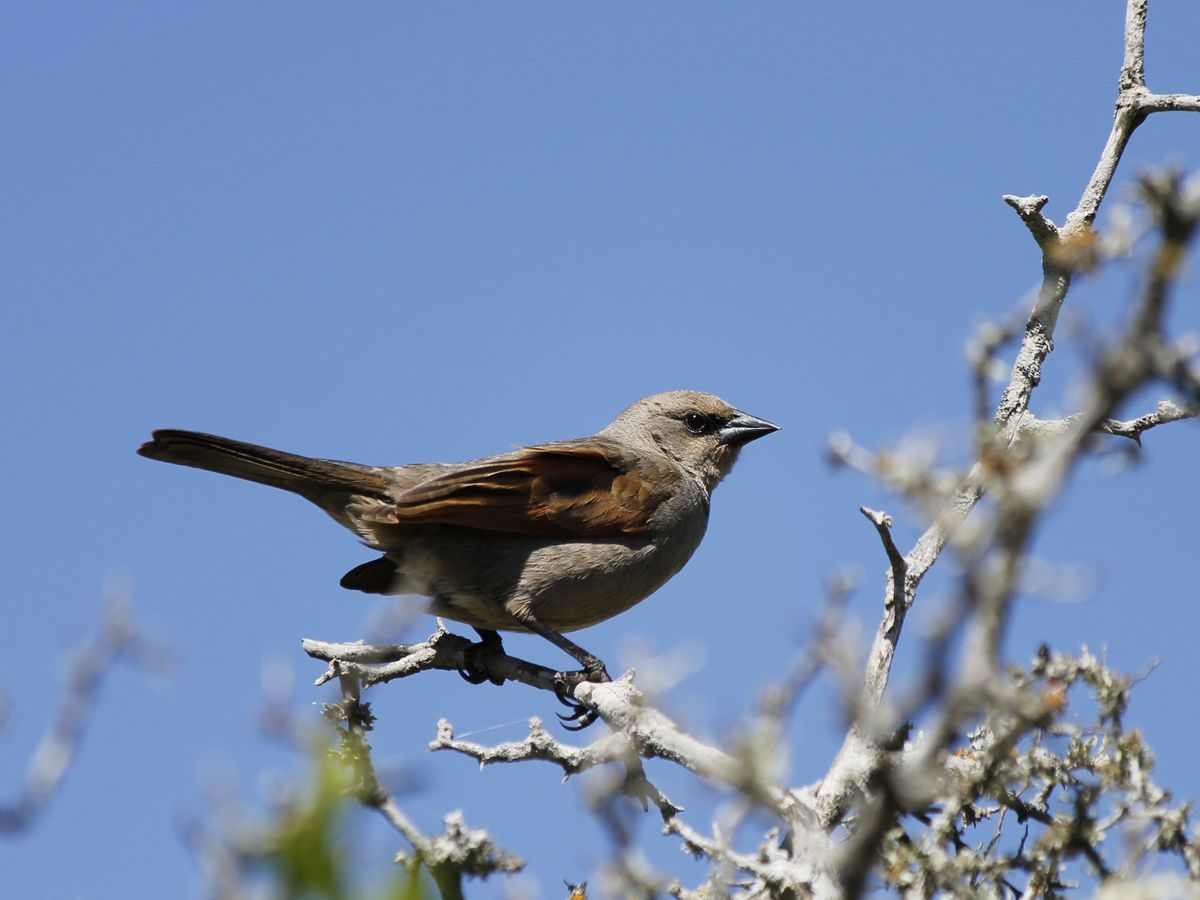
361 441 671 537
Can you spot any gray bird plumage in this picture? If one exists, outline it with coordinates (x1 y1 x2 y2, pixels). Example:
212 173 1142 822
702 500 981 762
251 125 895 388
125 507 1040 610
138 391 778 681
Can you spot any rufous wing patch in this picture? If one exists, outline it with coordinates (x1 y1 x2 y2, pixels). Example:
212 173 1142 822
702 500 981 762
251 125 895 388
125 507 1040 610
362 442 667 537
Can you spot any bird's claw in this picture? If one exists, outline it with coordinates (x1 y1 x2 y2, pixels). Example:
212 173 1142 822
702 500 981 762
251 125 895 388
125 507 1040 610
556 689 598 731
558 709 597 731
457 637 506 686
553 665 610 731
457 663 492 685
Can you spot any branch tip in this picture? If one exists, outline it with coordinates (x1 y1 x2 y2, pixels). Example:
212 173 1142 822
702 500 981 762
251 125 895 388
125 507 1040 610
1003 194 1059 247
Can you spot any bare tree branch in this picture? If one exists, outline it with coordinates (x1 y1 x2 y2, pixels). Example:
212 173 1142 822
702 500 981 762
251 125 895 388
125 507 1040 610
1003 195 1058 249
430 717 683 819
832 173 1200 897
815 0 1200 831
327 673 523 899
303 621 565 694
1020 398 1198 444
0 595 160 835
859 508 907 611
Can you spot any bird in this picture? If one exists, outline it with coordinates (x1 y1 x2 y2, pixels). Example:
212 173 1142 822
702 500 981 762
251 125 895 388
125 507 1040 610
138 391 777 711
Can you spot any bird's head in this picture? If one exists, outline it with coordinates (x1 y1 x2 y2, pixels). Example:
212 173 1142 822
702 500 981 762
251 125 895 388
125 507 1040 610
602 390 778 491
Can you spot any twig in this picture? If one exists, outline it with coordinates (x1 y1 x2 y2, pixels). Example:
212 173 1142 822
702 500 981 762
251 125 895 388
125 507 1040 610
328 673 522 899
0 596 160 834
1019 398 1198 445
430 718 682 820
859 508 907 611
664 819 825 898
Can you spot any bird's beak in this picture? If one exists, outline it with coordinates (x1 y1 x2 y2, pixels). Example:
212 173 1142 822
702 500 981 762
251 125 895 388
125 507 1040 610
718 411 780 446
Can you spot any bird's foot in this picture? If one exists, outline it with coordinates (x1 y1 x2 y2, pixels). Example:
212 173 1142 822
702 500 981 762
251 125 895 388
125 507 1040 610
554 661 610 731
458 632 507 686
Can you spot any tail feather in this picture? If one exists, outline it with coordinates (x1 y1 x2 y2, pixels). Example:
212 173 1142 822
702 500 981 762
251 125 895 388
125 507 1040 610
137 429 396 503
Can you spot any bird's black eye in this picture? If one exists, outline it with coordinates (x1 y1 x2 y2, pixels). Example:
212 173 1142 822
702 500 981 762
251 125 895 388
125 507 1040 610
683 413 712 435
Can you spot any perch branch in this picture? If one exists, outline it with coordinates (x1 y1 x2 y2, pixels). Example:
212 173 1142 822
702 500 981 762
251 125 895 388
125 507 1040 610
303 620 564 694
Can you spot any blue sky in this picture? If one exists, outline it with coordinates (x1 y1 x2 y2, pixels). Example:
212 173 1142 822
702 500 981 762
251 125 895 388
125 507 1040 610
2 3 1198 896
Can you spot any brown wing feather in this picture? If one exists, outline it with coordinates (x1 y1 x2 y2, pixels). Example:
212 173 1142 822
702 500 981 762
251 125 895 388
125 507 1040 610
363 443 669 537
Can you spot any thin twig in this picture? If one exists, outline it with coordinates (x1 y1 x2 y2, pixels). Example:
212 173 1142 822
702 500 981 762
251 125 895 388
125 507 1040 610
859 507 907 611
0 596 160 834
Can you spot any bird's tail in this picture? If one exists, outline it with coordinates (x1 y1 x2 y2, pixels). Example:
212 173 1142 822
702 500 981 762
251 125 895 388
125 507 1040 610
137 430 395 504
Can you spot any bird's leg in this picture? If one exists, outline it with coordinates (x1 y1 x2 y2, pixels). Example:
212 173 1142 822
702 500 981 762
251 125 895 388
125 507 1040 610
510 614 611 730
458 628 507 686
517 618 611 683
